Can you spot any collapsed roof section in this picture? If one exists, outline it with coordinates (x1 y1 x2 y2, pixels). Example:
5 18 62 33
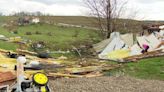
94 30 164 61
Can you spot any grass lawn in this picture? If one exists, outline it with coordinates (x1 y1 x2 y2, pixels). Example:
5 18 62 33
0 16 17 25
105 57 164 80
17 24 101 50
0 23 102 51
0 40 18 51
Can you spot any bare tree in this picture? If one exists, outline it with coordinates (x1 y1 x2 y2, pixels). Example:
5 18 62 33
84 0 128 38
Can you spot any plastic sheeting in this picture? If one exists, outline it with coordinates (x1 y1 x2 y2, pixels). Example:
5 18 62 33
121 33 134 47
137 34 161 51
130 44 142 56
97 32 163 60
159 30 164 41
93 32 133 53
110 32 120 39
107 49 130 60
98 37 128 59
93 38 112 53
93 32 120 53
159 25 164 29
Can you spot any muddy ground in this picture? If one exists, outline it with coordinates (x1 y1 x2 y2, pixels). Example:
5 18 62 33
50 76 164 92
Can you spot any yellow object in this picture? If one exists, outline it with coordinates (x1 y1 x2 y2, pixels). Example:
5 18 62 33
25 70 44 75
9 37 22 42
41 86 47 92
33 73 48 85
25 70 44 79
0 53 16 70
107 49 130 59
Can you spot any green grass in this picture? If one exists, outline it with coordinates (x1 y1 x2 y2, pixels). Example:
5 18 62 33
0 23 102 51
1 16 164 34
105 57 164 80
17 24 101 50
0 16 17 25
0 40 18 51
0 27 16 37
0 27 19 51
125 57 164 80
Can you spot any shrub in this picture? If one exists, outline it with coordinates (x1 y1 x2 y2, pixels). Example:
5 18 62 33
47 32 52 36
13 31 18 34
26 32 32 35
73 30 79 37
35 31 42 35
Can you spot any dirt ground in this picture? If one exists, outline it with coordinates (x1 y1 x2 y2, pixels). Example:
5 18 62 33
50 76 164 92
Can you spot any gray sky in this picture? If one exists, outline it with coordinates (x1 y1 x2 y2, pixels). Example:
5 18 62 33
0 0 164 20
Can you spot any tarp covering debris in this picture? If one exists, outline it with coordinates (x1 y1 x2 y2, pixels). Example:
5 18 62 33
98 32 132 60
93 38 112 53
95 30 164 62
107 49 130 60
93 32 133 53
137 34 161 51
99 37 128 59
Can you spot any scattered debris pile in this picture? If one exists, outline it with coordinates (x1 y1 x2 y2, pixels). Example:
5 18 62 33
0 48 120 89
94 25 164 62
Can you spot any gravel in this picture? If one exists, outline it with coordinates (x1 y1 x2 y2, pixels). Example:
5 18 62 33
49 76 164 92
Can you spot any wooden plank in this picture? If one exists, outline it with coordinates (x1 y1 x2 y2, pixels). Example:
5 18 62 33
65 65 121 74
0 72 16 83
16 49 37 56
123 50 164 62
48 73 83 78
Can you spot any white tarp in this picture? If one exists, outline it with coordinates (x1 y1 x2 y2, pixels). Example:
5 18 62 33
98 36 128 59
159 30 164 38
93 32 120 53
93 38 112 53
110 32 120 39
137 34 161 51
159 25 164 29
121 33 134 47
93 32 133 53
130 44 142 56
97 31 163 60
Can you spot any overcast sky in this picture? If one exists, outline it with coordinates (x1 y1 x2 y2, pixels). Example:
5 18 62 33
0 0 164 20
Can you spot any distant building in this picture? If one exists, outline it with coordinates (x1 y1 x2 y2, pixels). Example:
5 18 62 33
32 17 40 24
18 16 30 26
18 17 40 25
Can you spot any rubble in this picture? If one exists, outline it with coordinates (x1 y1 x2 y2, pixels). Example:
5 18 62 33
0 47 120 87
123 50 164 62
94 27 164 62
0 23 163 90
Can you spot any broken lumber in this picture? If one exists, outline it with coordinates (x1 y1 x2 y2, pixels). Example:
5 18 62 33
84 72 103 78
48 73 83 78
48 72 103 78
123 50 164 62
16 49 37 56
65 65 120 74
0 72 16 83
